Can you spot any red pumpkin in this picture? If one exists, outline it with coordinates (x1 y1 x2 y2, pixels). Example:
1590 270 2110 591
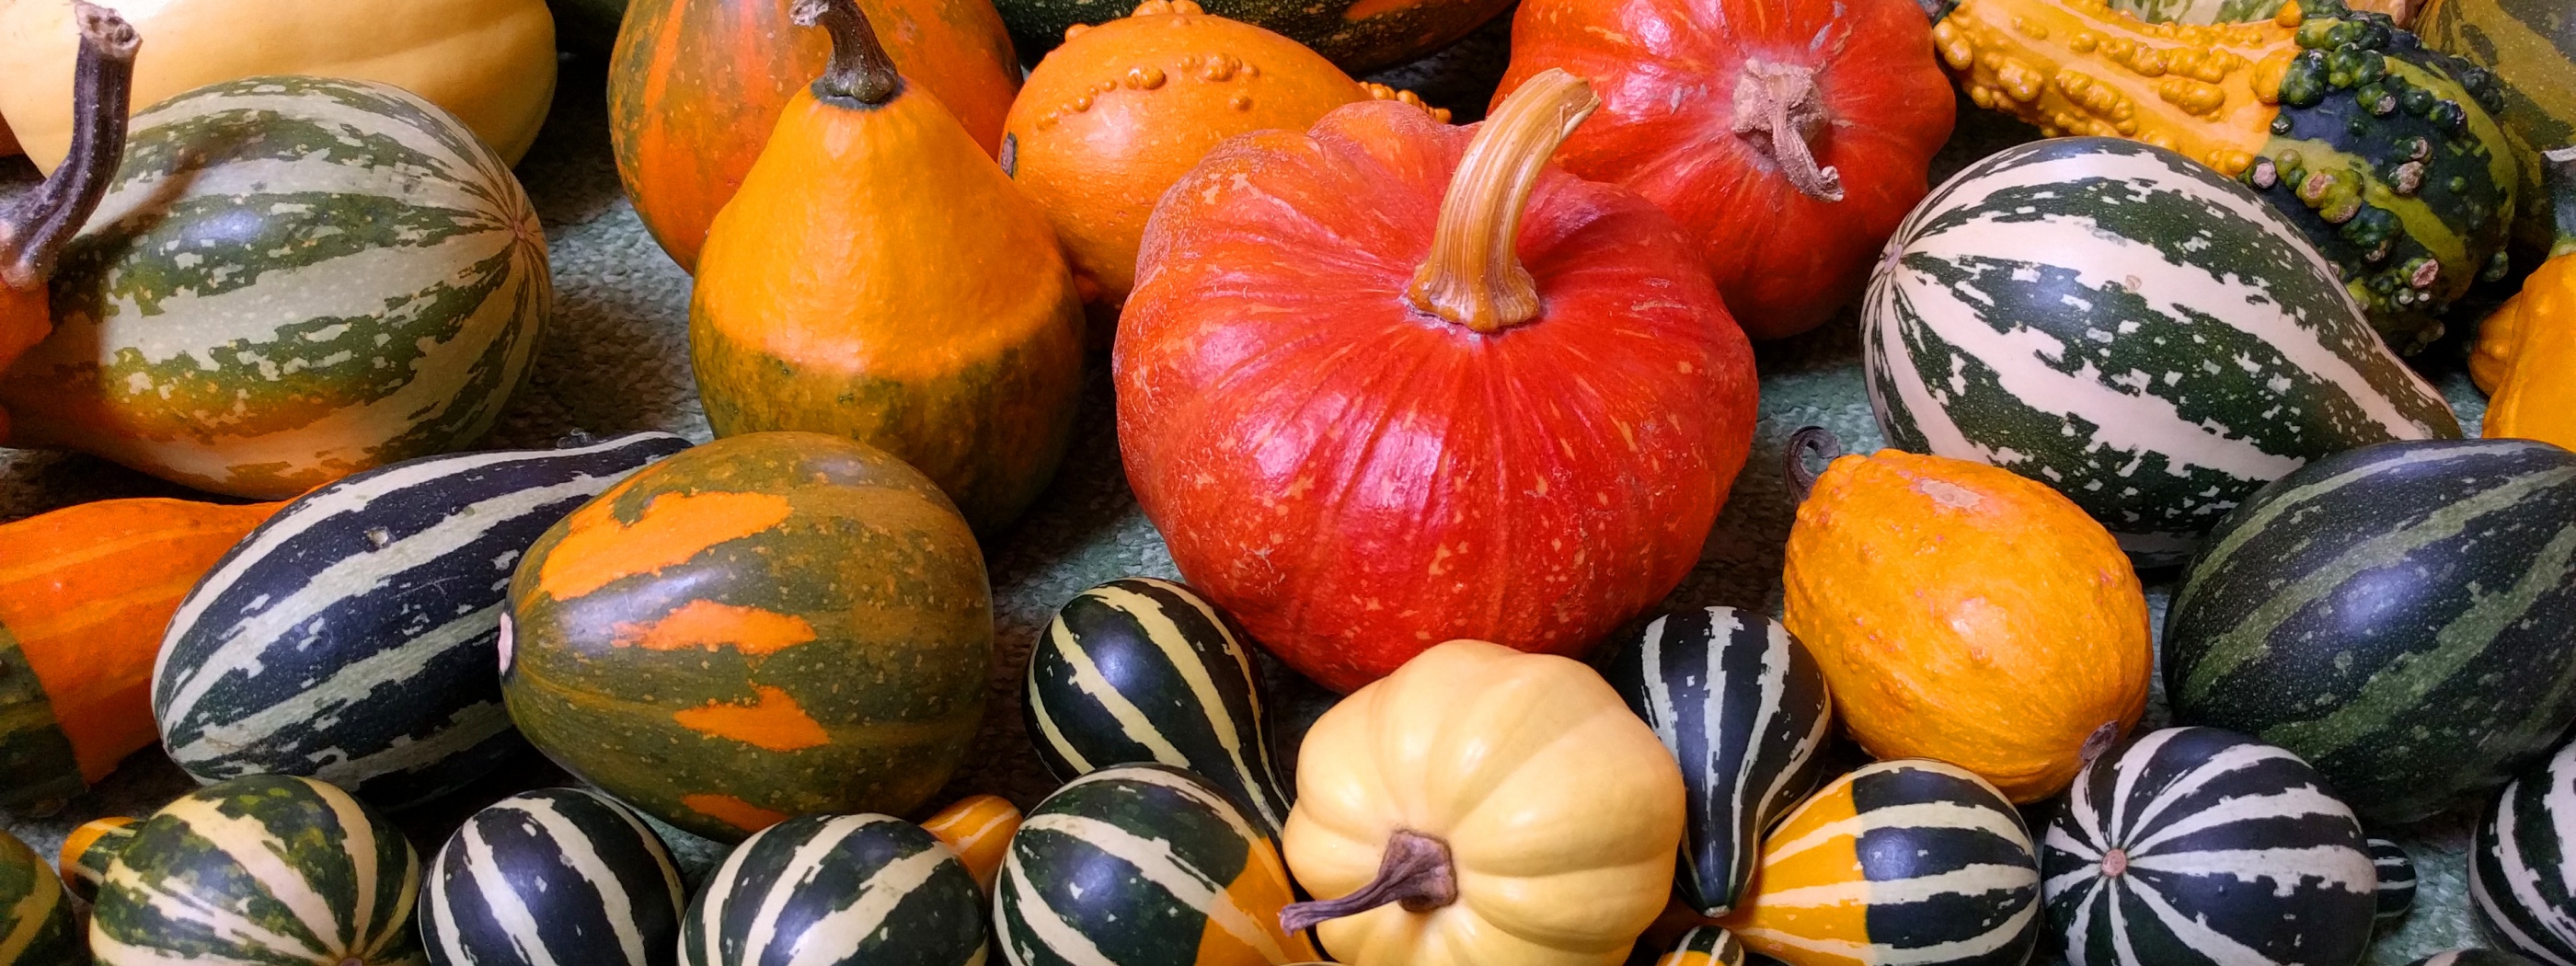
1116 70 1758 693
1493 0 1954 339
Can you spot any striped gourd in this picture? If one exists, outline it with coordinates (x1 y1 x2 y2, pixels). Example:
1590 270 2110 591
2167 438 2576 822
1864 136 2462 565
1718 759 2041 966
996 764 1316 966
155 432 691 807
1023 578 1291 834
88 775 423 966
2039 726 2376 966
1655 926 1749 966
2473 738 2576 965
2099 0 2284 20
920 794 1021 894
2374 838 2418 922
422 788 686 966
2412 953 2550 966
1598 606 1833 918
0 829 77 966
0 75 550 500
56 817 136 903
681 813 985 966
2418 0 2576 183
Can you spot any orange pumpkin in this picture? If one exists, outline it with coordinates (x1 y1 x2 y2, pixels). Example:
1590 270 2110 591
919 793 1021 892
1 2 134 443
1778 428 2152 803
609 0 1020 272
2472 147 2576 451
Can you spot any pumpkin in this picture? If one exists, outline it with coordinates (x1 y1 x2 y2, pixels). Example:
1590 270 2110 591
1779 428 2154 803
690 0 1083 535
0 0 554 170
1115 70 1758 693
684 814 987 966
919 794 1021 894
422 788 687 966
0 1 132 444
1490 0 1953 339
2473 147 2576 451
0 829 79 966
55 817 134 903
2375 838 2420 922
2 75 551 499
2475 739 2576 964
501 431 993 843
1278 639 1685 966
1934 0 2522 351
0 495 286 813
609 0 1018 272
1003 0 1443 315
994 0 1508 72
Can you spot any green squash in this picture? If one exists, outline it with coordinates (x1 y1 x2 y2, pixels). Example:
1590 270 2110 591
996 0 1512 73
682 814 984 966
0 829 79 966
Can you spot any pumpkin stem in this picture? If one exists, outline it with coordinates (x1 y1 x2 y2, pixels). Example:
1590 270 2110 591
793 0 902 107
0 1 138 292
2545 146 2576 260
1277 829 1457 933
1732 61 1844 203
2080 721 2121 764
1784 426 1844 500
1407 68 1599 334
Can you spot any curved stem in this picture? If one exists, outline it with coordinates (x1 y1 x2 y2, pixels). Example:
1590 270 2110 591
1 1 138 291
792 0 901 107
1731 61 1844 203
2545 145 2576 259
1406 68 1599 334
1783 426 1844 500
2080 721 2122 765
1278 830 1456 934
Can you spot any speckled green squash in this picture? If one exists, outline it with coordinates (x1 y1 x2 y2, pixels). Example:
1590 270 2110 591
0 829 79 966
2417 0 2576 247
996 0 1512 73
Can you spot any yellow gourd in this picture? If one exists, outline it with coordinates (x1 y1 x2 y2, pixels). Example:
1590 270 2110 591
2472 147 2576 450
1278 639 1685 966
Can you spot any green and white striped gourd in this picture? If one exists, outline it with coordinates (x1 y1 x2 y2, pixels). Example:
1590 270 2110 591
56 817 136 903
682 813 983 966
2168 438 2576 822
2474 739 2576 965
0 75 550 500
2374 838 2418 922
422 788 686 966
87 775 423 966
1023 578 1291 833
0 829 78 966
1864 136 2462 564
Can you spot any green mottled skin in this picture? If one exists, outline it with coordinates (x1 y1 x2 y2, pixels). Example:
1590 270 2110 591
997 0 1512 72
999 765 1269 966
0 627 81 814
0 831 79 966
2417 0 2576 250
681 816 984 966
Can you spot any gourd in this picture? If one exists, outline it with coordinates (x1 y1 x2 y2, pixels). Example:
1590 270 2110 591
1933 0 2521 350
2416 0 2575 239
86 776 422 966
2166 437 2576 822
689 0 1083 535
2039 727 2377 966
1653 927 1749 966
992 0 1511 73
0 830 79 966
2474 739 2576 965
0 0 555 170
422 788 687 966
1863 136 2461 564
500 431 992 842
1023 577 1292 833
1277 639 1685 966
1115 70 1757 693
55 817 134 903
1779 429 2153 803
1718 760 2041 966
154 431 690 807
919 794 1021 893
0 495 286 812
2375 838 2420 922
1490 0 1956 339
682 814 986 966
2 76 552 500
0 1 133 444
609 0 1018 272
2472 147 2576 452
1002 0 1443 314
997 763 1315 966
1597 607 1832 918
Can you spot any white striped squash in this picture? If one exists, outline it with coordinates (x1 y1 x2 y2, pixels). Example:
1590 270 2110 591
422 788 686 966
682 812 985 966
2475 739 2576 965
2374 838 2419 923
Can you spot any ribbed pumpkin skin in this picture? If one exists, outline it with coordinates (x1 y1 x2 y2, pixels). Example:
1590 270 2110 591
422 789 686 966
501 431 993 842
608 0 1018 272
2166 438 2576 822
2474 741 2576 965
683 814 986 966
0 829 79 966
995 0 1511 73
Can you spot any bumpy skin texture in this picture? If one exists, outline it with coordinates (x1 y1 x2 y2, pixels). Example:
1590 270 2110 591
1493 0 1956 339
1116 98 1758 694
1781 449 2153 803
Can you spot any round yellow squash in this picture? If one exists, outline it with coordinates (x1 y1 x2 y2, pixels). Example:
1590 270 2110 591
1279 639 1685 966
0 0 555 170
1779 429 2152 803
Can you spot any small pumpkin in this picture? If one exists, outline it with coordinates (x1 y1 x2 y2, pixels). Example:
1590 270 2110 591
919 794 1021 894
422 788 687 966
1653 927 1749 966
684 814 986 966
0 829 79 966
2474 739 2576 965
2473 147 2576 452
1278 639 1685 966
2375 838 2420 923
691 0 1083 535
1779 428 2153 803
0 1 133 444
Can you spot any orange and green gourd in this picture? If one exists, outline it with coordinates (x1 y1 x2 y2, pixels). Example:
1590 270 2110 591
2473 147 2576 451
919 793 1022 893
0 2 133 445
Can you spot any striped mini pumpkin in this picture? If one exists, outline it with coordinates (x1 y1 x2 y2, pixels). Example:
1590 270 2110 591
682 813 985 966
996 763 1315 966
1024 578 1291 834
1861 136 2460 564
422 788 686 966
2041 727 2376 966
2474 738 2576 965
88 775 422 966
155 431 691 807
0 829 78 966
1601 606 1833 918
2374 838 2419 923
1655 926 1750 966
1718 759 2040 966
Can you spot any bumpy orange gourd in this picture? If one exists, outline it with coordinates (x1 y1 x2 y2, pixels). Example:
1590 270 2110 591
0 497 287 811
1778 430 2153 803
1002 0 1444 315
690 0 1085 535
2473 146 2576 450
0 3 135 444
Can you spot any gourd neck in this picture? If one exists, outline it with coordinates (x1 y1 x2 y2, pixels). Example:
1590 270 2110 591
1732 60 1844 202
2547 146 2576 259
794 0 902 108
0 1 138 292
1277 829 1456 933
1407 69 1599 335
1784 426 1845 500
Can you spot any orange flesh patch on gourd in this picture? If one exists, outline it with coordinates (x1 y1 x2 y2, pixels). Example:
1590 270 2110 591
537 490 793 599
612 600 816 656
683 793 791 833
1194 839 1318 965
1720 785 1870 966
920 794 1022 892
671 684 831 752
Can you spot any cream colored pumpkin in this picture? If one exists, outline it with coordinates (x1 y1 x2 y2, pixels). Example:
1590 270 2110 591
1280 639 1685 966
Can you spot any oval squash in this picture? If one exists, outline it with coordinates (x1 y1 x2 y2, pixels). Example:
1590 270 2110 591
2375 838 2420 923
422 788 687 966
684 813 986 966
0 829 79 966
2474 740 2576 965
